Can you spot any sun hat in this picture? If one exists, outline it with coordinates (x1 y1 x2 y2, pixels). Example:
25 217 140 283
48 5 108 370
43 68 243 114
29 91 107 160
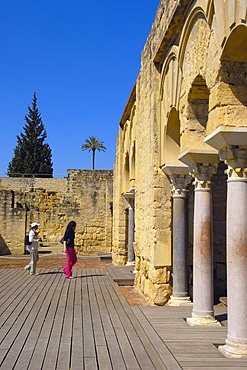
31 222 40 228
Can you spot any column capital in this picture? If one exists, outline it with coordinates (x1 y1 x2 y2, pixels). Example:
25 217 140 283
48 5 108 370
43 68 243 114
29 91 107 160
122 189 135 207
178 149 219 190
161 164 192 196
220 146 247 179
205 126 247 180
190 163 218 189
170 175 192 196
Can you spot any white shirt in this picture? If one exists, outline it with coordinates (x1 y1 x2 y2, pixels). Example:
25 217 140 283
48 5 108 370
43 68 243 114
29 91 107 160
28 229 39 251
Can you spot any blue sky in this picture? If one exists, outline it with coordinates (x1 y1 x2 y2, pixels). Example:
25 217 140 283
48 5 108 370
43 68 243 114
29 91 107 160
0 0 160 177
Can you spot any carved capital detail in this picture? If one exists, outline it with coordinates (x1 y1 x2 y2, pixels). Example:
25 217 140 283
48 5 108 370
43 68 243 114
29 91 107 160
169 175 192 197
189 163 218 190
219 146 247 179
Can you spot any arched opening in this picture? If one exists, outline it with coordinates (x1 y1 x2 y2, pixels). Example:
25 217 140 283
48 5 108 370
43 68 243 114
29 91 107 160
188 75 209 129
123 153 130 192
130 142 136 188
165 108 180 163
220 25 247 108
222 25 247 63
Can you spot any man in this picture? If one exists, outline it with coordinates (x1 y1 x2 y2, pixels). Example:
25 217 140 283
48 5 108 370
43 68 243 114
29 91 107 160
24 222 40 275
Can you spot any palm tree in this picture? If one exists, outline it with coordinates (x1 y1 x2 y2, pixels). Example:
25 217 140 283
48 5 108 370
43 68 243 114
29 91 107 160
81 136 106 170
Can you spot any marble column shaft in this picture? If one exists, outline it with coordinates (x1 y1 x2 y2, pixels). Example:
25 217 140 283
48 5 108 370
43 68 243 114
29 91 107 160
219 147 247 356
205 127 247 357
187 163 219 326
193 174 213 316
127 200 135 263
171 175 191 299
123 190 135 265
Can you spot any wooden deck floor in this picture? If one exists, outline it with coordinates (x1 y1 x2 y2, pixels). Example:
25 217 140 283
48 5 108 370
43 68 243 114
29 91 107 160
1 267 247 370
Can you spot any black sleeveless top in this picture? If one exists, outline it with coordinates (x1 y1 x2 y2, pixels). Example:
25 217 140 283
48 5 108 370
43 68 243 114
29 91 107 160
64 230 75 248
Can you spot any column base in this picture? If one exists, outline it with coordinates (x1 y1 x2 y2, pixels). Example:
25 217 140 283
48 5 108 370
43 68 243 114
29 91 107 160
126 261 135 266
219 340 247 358
187 313 221 327
166 295 192 306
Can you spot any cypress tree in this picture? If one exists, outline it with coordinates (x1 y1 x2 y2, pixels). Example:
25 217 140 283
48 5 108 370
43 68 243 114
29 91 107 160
7 92 53 178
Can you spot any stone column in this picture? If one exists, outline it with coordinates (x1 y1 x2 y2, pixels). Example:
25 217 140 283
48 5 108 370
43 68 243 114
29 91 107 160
162 164 192 305
205 126 247 358
123 189 135 265
178 149 220 326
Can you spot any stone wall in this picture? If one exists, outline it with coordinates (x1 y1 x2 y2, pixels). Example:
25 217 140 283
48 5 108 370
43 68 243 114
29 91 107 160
0 170 113 255
113 0 246 305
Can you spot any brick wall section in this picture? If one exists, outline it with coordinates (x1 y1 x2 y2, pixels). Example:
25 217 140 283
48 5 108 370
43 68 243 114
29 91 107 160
0 170 113 255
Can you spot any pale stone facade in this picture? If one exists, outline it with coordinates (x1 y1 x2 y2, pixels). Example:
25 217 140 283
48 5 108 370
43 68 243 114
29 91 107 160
0 170 113 255
113 0 247 357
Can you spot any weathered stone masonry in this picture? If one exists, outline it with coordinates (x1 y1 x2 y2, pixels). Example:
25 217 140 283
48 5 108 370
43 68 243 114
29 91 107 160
113 0 247 358
0 170 113 255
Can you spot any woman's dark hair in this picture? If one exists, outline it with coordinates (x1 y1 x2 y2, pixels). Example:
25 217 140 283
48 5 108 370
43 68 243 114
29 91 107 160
66 220 76 231
64 220 76 238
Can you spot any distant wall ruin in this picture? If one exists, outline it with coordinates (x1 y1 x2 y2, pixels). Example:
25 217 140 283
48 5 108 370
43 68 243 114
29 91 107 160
0 170 113 255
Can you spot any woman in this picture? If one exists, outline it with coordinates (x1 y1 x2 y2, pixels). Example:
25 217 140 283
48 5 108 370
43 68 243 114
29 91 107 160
24 222 41 275
62 220 77 279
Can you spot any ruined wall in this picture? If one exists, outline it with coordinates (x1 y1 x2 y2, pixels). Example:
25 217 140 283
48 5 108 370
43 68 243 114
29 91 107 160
113 0 246 305
113 0 182 305
0 170 113 255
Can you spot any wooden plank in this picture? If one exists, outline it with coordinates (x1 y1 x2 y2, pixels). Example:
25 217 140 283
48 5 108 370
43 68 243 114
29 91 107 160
177 353 245 360
104 274 165 370
95 271 140 370
41 273 69 369
181 359 247 367
0 271 28 318
114 279 135 286
88 269 107 347
13 271 63 370
131 305 181 370
23 270 65 370
106 266 135 283
82 269 96 362
86 268 115 368
0 269 39 314
2 267 246 370
153 331 226 341
0 268 17 289
183 368 247 370
176 353 225 360
98 253 112 261
70 268 84 370
56 269 76 370
92 271 127 369
96 344 112 370
84 356 98 370
0 270 53 368
91 270 116 370
0 269 46 343
165 342 223 354
138 305 247 369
